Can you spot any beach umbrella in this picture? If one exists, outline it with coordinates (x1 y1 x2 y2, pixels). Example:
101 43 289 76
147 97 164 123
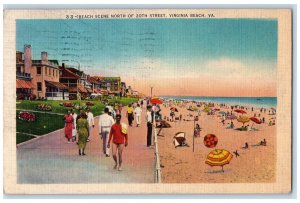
150 98 163 104
170 107 178 112
226 115 237 120
219 111 226 115
250 117 262 130
205 149 233 172
234 109 247 114
250 117 261 124
173 132 188 148
204 106 211 113
271 107 276 111
237 115 250 127
203 134 218 148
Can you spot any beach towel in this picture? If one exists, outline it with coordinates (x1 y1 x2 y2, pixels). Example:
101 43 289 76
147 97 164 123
121 122 128 134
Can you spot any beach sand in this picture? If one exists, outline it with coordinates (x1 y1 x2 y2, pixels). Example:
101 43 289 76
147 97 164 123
157 101 276 183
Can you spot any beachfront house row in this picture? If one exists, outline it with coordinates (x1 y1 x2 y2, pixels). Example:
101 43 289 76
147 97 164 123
16 45 69 100
59 63 93 100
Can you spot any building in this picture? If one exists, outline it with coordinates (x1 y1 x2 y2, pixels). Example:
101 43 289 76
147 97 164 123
59 64 81 100
16 45 68 100
59 64 93 100
101 77 121 96
88 76 102 94
126 85 133 96
16 48 35 100
121 82 126 97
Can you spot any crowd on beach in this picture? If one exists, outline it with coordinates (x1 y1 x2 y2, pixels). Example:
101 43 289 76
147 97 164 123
62 98 163 171
160 99 276 148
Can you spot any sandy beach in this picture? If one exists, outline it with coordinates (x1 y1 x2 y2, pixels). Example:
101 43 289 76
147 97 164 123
157 100 276 183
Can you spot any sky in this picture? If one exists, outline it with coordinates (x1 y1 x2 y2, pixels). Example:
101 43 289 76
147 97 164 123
16 18 278 97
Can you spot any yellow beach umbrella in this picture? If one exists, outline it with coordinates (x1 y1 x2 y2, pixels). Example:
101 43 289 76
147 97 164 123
205 149 233 172
204 106 211 113
237 115 250 127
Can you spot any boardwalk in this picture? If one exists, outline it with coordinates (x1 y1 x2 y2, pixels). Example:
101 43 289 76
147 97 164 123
17 108 155 183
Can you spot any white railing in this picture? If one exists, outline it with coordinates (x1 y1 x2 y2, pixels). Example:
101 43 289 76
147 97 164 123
153 116 161 183
46 92 69 100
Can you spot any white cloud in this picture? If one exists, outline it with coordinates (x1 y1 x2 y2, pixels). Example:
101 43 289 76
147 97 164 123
205 58 247 72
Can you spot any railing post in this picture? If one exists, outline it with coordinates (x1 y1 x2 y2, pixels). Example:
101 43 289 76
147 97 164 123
153 112 161 183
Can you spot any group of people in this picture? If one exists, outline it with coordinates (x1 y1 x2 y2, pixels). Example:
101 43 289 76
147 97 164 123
63 108 95 156
62 99 157 171
63 105 128 171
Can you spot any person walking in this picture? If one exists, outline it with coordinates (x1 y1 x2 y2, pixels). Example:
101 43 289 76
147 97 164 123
146 105 153 147
134 104 142 127
64 110 74 143
77 110 89 156
127 104 134 127
99 107 115 157
86 108 95 142
107 114 128 171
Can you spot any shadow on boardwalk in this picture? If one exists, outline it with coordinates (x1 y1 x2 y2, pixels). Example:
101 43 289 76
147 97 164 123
17 109 155 184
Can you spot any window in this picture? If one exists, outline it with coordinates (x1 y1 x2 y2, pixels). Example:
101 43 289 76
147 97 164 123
16 66 21 73
37 66 41 75
56 70 58 77
37 82 42 91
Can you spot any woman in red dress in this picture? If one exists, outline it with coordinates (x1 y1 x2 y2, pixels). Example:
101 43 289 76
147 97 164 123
64 110 74 143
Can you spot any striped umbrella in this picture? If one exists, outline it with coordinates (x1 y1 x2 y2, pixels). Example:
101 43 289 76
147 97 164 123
234 109 247 114
205 149 233 172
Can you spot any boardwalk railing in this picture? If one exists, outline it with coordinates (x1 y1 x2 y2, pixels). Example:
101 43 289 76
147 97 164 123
153 123 162 183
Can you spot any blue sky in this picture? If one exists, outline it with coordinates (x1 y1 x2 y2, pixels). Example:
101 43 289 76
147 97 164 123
16 18 278 96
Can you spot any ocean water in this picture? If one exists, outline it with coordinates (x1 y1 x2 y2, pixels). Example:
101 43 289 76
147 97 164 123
160 96 277 108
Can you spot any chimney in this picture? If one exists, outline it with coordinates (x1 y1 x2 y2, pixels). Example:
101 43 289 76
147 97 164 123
24 44 32 74
62 63 65 68
41 51 48 63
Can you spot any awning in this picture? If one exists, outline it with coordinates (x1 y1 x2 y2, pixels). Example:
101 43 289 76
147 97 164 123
94 89 102 94
68 86 77 93
45 81 68 90
16 79 34 89
86 88 93 93
67 86 88 93
78 86 88 93
100 90 109 95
